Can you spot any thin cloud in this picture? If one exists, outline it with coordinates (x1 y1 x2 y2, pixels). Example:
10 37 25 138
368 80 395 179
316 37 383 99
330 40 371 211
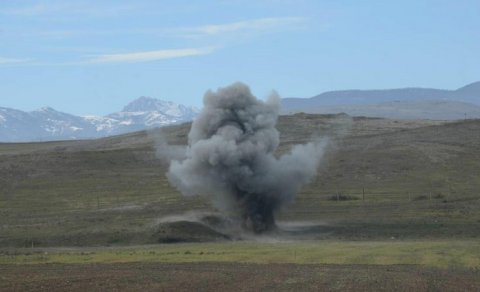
17 17 307 39
174 17 307 38
0 57 30 65
86 47 215 64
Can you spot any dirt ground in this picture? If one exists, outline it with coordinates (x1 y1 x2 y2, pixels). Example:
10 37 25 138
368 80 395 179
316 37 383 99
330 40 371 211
1 262 479 292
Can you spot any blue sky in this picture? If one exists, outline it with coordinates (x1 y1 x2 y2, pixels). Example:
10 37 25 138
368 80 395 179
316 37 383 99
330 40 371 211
1 0 479 115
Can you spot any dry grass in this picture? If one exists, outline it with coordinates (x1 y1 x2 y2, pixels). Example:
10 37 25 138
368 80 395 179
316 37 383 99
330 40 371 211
0 114 479 248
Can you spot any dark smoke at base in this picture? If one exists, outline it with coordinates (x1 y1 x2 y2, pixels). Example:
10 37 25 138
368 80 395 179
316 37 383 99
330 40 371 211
166 82 328 233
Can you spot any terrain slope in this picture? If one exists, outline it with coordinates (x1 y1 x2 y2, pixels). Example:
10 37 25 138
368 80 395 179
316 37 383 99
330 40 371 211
1 114 479 246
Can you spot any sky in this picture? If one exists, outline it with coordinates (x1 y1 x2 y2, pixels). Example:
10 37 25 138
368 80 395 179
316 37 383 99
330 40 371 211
1 0 479 116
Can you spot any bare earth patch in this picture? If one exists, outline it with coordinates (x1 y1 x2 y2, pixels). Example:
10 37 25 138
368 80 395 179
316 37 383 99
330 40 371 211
1 262 479 292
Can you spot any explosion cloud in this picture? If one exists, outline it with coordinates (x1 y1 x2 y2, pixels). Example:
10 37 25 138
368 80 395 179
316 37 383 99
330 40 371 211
167 82 327 233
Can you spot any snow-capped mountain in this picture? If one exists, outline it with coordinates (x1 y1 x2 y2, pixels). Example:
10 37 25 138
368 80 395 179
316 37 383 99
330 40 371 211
122 96 198 119
0 97 199 142
108 97 198 129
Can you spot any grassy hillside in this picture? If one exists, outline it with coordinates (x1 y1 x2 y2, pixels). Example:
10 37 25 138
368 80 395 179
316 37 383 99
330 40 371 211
0 114 479 247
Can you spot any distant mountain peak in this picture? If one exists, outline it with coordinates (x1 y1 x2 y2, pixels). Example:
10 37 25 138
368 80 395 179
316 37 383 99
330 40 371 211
122 96 173 112
120 96 199 121
34 106 57 112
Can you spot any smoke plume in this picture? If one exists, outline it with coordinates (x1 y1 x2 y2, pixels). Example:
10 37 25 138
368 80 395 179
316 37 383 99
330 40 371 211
166 82 327 233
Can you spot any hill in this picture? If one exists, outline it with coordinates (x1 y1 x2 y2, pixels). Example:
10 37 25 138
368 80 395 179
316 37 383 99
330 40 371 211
282 81 480 119
0 114 479 247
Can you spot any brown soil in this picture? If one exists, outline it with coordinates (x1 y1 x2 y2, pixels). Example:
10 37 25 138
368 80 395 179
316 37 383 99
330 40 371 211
1 262 478 292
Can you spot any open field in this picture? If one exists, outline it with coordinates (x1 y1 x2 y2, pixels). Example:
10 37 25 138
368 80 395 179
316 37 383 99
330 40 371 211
1 240 480 268
1 240 480 291
1 114 479 247
3 262 479 292
1 114 479 290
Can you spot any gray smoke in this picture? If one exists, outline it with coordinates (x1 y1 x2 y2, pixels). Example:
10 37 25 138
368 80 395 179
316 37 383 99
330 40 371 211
166 82 327 233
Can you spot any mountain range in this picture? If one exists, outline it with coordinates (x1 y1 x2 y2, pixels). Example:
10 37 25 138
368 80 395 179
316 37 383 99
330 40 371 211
282 81 480 120
1 81 480 142
0 97 199 142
